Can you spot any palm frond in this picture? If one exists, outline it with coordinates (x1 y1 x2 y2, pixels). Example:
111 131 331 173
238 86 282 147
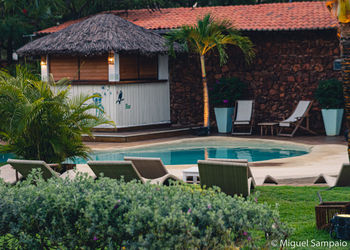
0 66 114 163
165 13 255 65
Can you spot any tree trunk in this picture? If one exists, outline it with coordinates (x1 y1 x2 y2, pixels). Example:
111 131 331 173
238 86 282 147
200 55 210 131
340 23 350 160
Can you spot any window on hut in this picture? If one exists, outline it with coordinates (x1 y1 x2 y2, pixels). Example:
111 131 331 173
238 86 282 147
119 54 158 81
50 56 79 80
49 54 158 82
80 56 108 80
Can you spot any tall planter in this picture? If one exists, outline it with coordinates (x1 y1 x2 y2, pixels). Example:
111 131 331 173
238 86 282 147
214 107 234 133
321 109 344 136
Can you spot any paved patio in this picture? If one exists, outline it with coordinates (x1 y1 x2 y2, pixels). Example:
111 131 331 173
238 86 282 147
0 135 347 185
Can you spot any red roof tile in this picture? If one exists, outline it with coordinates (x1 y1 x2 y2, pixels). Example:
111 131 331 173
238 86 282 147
38 2 337 34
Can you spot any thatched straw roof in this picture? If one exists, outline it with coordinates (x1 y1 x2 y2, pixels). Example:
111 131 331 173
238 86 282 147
17 14 176 56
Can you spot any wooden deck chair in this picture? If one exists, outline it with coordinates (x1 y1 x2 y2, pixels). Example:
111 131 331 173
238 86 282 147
278 100 316 137
87 160 173 185
198 160 254 197
314 164 350 187
232 100 254 135
7 159 61 181
207 158 278 185
124 157 179 184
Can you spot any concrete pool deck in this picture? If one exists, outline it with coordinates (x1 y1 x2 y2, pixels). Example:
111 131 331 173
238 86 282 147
0 135 348 185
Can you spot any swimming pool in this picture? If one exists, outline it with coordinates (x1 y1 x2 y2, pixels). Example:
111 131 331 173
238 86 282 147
0 138 310 165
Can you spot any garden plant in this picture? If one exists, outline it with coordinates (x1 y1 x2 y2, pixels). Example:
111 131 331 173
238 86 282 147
0 170 290 249
209 77 247 108
0 66 113 164
166 14 255 134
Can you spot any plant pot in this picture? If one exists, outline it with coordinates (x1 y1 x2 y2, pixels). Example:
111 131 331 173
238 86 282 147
214 107 234 133
321 109 344 136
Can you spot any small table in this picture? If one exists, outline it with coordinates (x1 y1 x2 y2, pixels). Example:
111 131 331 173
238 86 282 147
257 122 278 136
182 166 199 184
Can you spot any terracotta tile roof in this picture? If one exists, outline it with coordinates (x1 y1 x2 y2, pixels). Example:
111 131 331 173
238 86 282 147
38 2 337 34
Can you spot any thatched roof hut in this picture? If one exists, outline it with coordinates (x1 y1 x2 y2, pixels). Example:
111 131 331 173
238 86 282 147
17 14 173 56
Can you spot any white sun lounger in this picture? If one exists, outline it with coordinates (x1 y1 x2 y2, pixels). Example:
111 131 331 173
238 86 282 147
278 100 316 137
7 159 62 181
232 100 254 135
314 164 350 187
207 158 278 185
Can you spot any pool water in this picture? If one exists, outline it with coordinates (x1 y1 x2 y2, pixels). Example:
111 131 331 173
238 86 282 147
0 138 310 165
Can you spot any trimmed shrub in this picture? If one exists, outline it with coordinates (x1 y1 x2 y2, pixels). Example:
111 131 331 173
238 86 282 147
315 79 344 109
0 170 290 249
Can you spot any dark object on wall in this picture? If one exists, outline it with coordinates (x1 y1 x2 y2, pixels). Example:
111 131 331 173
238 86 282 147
315 202 350 230
333 59 342 71
330 214 350 240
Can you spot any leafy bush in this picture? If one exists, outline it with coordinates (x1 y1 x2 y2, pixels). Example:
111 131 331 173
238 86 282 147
0 170 290 249
0 66 113 163
315 79 344 109
209 77 247 107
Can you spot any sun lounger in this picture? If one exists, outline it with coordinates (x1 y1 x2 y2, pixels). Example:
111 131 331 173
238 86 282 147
7 159 61 181
207 158 278 185
232 100 254 135
87 160 175 185
124 157 180 183
278 100 316 137
314 163 350 187
198 159 254 197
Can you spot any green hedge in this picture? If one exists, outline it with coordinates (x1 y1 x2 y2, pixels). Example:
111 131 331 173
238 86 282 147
0 170 290 249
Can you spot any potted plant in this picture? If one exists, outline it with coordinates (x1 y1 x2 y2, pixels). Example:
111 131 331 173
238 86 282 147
210 77 247 133
315 79 344 136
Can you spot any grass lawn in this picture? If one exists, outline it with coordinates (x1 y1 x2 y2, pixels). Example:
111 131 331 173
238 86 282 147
257 186 350 249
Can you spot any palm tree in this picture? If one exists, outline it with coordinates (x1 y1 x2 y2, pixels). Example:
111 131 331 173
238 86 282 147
327 1 350 158
0 66 114 163
166 14 255 133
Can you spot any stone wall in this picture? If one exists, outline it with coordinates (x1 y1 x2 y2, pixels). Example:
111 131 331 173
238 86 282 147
169 29 341 134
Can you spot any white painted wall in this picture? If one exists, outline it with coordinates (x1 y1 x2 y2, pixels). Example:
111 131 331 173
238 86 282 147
108 53 120 82
158 55 169 80
41 55 49 82
70 81 170 128
69 53 170 128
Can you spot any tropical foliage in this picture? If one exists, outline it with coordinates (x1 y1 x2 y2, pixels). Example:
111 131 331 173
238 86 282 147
0 171 290 249
315 79 344 109
326 0 350 23
210 77 247 107
0 66 113 163
166 14 254 131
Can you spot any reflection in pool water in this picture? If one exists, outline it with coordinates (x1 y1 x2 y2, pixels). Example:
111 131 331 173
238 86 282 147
0 139 309 165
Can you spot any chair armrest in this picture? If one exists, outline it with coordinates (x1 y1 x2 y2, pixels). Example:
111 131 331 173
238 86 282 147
48 163 60 167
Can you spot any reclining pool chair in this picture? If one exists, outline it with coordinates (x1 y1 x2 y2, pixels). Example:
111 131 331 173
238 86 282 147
87 160 175 185
232 100 254 135
124 157 180 183
207 158 278 185
314 163 350 187
198 159 255 197
278 100 316 137
7 159 62 181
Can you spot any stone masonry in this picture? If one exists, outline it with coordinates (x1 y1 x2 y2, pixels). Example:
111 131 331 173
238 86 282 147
169 29 341 134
